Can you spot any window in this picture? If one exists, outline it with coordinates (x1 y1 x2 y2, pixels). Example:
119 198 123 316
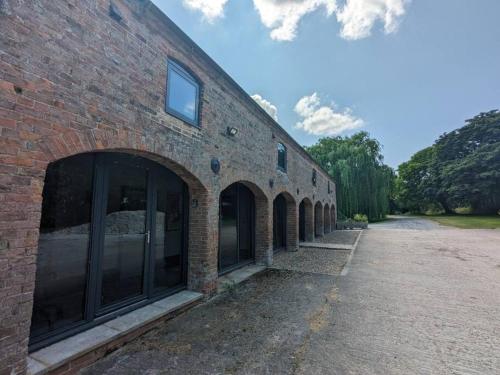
166 60 200 126
277 143 287 172
30 153 188 350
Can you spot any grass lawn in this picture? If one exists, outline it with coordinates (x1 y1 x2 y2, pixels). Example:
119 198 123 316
425 215 500 229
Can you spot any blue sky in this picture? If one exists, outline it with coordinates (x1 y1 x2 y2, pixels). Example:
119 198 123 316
151 0 500 168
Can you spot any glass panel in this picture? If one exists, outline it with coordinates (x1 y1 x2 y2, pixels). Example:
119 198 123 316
299 201 305 242
167 66 197 122
31 154 94 339
219 185 238 270
238 186 253 262
154 171 184 291
101 164 147 307
273 195 287 251
277 143 286 170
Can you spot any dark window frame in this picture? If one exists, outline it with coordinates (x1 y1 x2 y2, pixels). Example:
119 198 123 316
165 59 201 127
277 142 287 172
218 183 256 275
29 153 189 352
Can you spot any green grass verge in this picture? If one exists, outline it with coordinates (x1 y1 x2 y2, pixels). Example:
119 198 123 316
424 215 500 229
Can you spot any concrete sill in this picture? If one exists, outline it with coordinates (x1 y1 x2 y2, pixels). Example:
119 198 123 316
218 264 266 293
299 242 354 250
27 291 204 375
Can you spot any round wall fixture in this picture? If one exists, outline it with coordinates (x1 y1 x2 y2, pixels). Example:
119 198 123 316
211 158 220 174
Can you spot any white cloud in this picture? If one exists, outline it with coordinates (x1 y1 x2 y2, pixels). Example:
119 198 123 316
182 0 229 23
252 0 337 41
294 93 364 136
336 0 410 40
179 0 410 41
252 94 279 121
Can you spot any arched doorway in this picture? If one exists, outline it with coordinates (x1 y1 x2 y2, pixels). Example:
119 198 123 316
30 152 188 349
273 192 297 252
324 204 331 234
299 198 313 242
314 201 323 237
219 183 255 274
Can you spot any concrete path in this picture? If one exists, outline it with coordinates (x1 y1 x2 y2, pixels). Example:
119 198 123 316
82 218 500 374
299 217 500 374
369 215 442 230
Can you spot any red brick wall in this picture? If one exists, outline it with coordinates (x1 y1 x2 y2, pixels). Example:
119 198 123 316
0 0 337 373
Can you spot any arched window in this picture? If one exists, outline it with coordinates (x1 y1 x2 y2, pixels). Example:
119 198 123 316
30 153 188 349
166 60 200 127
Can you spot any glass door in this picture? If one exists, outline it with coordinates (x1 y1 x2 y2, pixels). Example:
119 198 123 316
299 201 306 242
97 156 149 311
218 183 255 273
273 195 287 252
30 152 188 350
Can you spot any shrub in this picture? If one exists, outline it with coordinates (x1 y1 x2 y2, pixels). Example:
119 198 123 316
353 214 368 223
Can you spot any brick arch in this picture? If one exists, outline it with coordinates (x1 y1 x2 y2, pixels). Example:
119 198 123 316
324 204 331 234
36 128 208 192
219 180 271 266
19 147 218 357
299 197 314 242
314 201 324 237
273 191 298 252
33 127 219 294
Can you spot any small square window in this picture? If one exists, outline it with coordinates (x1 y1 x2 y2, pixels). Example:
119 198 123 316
277 143 287 172
166 60 200 127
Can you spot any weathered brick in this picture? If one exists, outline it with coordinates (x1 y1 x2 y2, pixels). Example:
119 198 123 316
0 0 337 373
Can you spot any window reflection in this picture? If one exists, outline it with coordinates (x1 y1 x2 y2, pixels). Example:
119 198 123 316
154 170 184 291
277 143 287 171
31 154 94 338
166 61 199 125
101 165 147 307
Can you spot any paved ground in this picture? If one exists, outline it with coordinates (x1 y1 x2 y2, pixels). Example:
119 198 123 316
82 218 500 374
369 215 442 230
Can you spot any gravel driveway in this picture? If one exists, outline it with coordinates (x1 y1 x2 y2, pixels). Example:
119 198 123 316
82 218 500 374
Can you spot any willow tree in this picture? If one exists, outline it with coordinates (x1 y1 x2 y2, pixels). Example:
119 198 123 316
306 132 394 222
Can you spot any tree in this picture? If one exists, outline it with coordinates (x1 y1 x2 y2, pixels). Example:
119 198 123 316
306 132 394 221
435 110 500 213
396 110 500 214
395 146 442 213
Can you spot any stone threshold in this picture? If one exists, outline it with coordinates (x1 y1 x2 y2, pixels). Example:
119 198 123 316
27 290 204 375
299 242 354 250
218 264 267 293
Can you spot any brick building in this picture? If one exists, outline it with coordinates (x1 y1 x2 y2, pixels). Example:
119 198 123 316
0 0 337 373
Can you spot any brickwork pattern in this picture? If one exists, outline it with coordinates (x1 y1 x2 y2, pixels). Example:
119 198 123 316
0 0 336 373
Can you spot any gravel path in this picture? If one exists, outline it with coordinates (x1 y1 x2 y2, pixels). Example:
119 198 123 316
316 230 361 245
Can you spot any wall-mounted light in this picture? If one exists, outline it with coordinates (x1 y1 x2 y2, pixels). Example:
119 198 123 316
226 127 238 136
269 179 274 189
211 158 220 174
